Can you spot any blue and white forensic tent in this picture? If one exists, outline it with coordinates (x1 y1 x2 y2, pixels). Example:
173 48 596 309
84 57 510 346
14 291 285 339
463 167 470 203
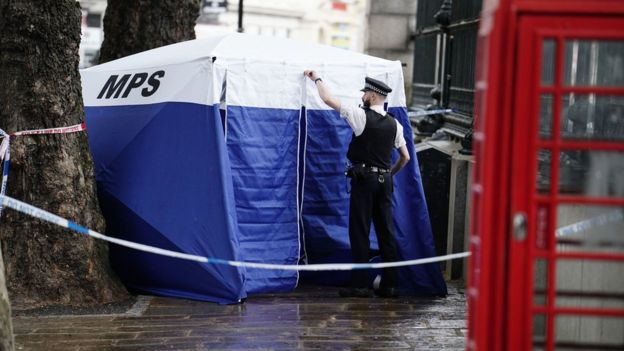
80 33 447 304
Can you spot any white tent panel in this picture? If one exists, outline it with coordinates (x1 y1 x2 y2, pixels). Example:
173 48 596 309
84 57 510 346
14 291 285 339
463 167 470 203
82 60 215 107
82 33 407 110
224 61 304 109
303 62 406 111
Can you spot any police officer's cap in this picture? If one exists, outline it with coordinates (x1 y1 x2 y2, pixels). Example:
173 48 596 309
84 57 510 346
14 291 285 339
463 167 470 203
360 77 392 96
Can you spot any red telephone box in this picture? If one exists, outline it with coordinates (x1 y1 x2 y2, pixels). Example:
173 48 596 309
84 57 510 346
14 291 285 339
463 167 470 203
468 1 624 350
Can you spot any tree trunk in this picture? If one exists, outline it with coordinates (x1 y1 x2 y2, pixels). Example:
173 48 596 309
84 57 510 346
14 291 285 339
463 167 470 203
99 0 199 64
0 244 13 351
0 0 128 308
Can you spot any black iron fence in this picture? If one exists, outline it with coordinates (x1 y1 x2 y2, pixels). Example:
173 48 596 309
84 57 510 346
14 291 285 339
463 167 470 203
409 0 482 155
411 0 481 115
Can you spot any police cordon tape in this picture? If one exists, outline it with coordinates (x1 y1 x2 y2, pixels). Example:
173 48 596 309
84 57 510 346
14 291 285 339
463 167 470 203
0 194 471 271
408 109 454 117
555 209 623 237
0 117 470 269
9 122 86 136
0 129 11 217
0 123 87 217
0 117 468 271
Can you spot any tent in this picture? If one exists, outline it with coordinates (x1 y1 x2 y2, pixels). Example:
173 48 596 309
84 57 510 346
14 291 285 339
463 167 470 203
80 33 447 304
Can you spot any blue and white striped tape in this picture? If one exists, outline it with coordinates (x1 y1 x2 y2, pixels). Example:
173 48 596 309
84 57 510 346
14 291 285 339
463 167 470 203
0 123 86 218
555 209 623 237
0 149 9 217
0 129 10 217
408 109 454 117
0 194 471 271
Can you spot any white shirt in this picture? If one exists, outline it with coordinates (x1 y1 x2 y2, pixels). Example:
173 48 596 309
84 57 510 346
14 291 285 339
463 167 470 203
339 104 406 149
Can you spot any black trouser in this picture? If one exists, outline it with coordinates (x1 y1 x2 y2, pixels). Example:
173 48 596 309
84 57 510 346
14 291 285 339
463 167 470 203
349 172 399 289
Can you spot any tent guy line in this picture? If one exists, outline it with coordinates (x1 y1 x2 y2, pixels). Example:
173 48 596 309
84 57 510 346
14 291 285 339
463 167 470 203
0 194 471 271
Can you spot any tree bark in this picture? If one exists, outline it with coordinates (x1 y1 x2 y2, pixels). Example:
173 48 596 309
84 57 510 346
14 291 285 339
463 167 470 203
0 0 128 309
99 0 199 64
0 244 13 351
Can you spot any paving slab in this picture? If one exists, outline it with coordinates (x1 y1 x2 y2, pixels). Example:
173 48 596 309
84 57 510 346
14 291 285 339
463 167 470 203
13 281 466 350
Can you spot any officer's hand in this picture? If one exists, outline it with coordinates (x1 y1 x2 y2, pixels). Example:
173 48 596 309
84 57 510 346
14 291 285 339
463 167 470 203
304 70 319 81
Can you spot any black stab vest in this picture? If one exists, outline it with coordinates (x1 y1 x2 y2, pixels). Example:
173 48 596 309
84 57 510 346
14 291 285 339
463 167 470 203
347 108 397 169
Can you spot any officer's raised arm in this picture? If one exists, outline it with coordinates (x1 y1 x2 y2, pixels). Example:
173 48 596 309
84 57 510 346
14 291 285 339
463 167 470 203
304 70 341 112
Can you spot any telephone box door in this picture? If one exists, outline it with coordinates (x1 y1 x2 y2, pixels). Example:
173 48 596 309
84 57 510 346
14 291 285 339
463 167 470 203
507 15 624 351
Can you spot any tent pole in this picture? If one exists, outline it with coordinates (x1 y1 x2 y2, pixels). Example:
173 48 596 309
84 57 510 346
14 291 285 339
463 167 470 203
237 0 244 33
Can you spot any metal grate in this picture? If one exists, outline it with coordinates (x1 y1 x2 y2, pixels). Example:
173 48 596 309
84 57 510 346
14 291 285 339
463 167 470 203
412 0 482 115
416 0 445 29
449 23 478 114
412 0 481 115
412 33 438 107
453 0 482 21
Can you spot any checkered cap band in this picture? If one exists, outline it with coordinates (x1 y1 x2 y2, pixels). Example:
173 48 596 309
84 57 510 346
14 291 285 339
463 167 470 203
364 82 388 96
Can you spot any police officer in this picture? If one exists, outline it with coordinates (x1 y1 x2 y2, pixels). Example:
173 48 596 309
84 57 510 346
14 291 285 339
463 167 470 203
304 70 411 298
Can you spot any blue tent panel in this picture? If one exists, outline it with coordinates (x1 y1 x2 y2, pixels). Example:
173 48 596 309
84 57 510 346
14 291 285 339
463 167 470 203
99 189 244 302
226 106 301 293
300 107 447 296
389 107 448 296
301 109 380 264
85 102 246 304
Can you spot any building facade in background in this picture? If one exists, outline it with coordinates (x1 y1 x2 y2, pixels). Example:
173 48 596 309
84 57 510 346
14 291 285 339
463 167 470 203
197 0 367 52
365 0 417 100
78 0 368 68
79 0 107 68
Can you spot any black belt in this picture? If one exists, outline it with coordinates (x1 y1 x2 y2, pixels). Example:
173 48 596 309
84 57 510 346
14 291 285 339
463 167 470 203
351 164 390 174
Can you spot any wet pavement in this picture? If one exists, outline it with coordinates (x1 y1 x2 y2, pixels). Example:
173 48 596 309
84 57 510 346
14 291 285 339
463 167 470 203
13 281 466 350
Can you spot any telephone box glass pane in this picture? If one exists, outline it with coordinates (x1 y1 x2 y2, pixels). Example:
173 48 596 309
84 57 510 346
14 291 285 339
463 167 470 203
558 150 624 197
555 259 624 309
564 40 624 87
541 39 555 87
556 204 624 254
537 149 551 194
555 315 624 350
561 95 624 141
533 259 548 306
532 314 547 350
540 94 554 139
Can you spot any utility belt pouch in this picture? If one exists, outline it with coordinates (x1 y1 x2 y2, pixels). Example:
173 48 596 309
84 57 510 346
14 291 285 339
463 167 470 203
345 165 365 180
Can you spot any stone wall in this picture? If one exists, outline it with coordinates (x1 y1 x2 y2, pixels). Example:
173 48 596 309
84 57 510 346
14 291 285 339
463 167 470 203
365 0 417 104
